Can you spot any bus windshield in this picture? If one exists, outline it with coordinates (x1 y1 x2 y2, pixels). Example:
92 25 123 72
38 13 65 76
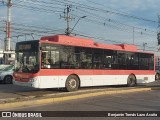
15 41 39 73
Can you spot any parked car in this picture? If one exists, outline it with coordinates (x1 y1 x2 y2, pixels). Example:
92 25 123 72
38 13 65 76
0 64 10 70
0 65 14 84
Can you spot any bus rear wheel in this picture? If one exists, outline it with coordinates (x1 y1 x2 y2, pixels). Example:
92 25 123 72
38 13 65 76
127 74 136 87
65 75 79 92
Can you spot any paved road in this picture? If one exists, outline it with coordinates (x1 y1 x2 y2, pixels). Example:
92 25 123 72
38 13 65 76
0 84 123 100
0 84 64 99
0 80 160 100
3 90 160 120
13 90 160 111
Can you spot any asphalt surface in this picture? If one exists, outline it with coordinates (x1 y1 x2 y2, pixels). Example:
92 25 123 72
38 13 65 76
0 81 160 120
0 80 159 100
13 90 160 111
0 84 63 99
0 84 132 99
2 90 160 120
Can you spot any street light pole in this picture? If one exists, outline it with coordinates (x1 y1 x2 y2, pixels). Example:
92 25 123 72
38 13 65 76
70 16 87 35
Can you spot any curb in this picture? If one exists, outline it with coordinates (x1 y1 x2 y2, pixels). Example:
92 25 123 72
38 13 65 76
0 87 153 110
150 87 160 90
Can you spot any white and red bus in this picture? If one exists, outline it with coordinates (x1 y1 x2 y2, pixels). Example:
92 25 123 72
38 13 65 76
13 35 155 91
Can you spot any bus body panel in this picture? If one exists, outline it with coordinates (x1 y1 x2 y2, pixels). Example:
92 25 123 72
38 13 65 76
13 69 155 88
13 74 154 89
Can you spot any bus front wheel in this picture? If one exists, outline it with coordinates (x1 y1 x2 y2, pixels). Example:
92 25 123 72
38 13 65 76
65 75 80 92
127 74 136 87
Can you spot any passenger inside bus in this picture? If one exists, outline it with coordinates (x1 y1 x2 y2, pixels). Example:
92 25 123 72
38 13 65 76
41 51 50 66
41 57 51 68
44 58 50 64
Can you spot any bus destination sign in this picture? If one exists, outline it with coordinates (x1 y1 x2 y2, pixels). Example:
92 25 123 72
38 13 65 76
18 44 31 50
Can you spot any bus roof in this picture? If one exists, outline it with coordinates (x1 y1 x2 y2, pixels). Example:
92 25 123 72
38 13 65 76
40 35 139 52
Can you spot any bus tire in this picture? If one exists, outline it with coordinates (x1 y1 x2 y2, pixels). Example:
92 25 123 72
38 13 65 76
127 74 136 87
155 73 159 80
4 75 13 84
65 75 79 92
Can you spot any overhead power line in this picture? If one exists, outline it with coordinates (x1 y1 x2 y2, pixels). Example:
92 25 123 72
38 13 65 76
59 0 158 24
74 7 157 34
22 0 157 24
71 30 156 51
5 0 157 36
2 0 63 13
1 0 158 51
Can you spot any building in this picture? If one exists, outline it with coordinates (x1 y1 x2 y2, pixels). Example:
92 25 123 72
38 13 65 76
0 50 15 64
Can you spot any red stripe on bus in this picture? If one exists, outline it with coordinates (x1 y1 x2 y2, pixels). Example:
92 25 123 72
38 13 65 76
38 69 155 76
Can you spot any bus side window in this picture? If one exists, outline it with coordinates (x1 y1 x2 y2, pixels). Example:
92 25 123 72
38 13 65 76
93 49 103 69
74 47 92 69
50 51 59 68
103 56 112 69
118 52 126 70
41 51 51 68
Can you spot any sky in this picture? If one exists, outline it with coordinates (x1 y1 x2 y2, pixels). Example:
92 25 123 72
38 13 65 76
0 0 160 51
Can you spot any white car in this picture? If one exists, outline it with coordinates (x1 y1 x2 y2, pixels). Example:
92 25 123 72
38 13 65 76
0 65 14 84
0 64 10 69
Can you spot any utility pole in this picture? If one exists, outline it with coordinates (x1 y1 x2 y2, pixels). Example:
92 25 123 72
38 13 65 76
5 0 11 51
3 0 12 64
60 5 74 35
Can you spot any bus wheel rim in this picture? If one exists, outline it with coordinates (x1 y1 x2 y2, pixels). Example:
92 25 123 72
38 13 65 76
69 79 76 89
